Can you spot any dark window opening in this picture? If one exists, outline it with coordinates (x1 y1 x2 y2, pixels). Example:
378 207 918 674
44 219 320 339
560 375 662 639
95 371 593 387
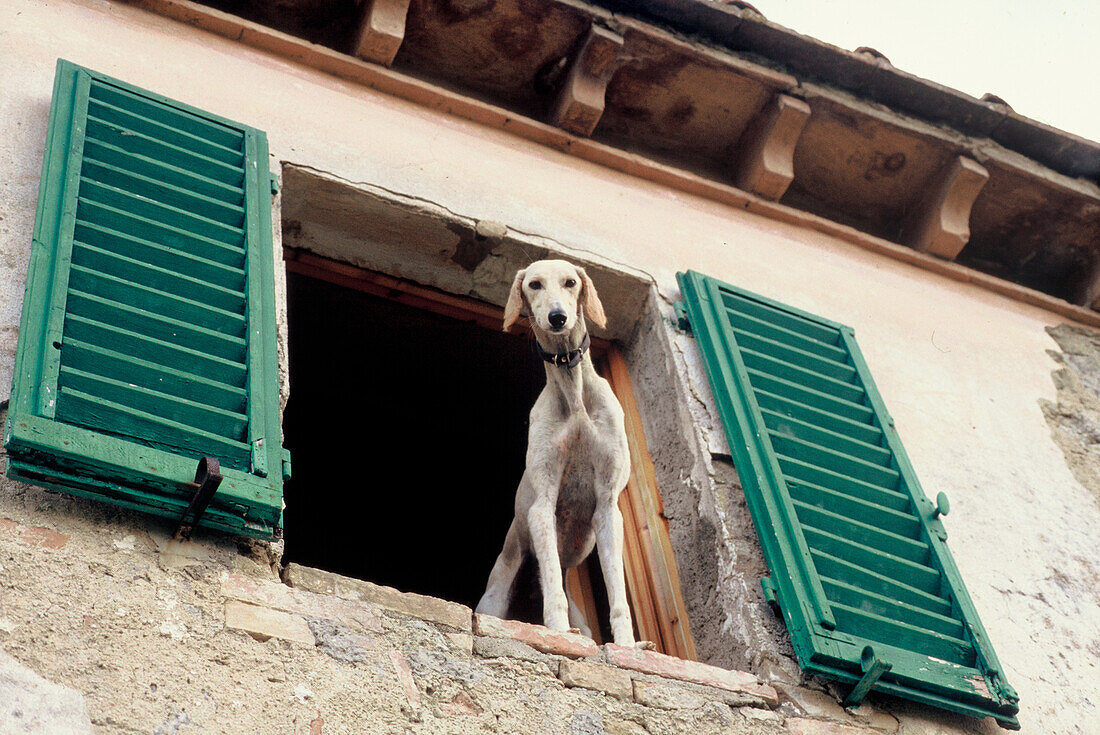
283 269 620 640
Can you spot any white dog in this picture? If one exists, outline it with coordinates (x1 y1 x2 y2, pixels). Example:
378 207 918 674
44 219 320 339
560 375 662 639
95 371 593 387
475 260 635 645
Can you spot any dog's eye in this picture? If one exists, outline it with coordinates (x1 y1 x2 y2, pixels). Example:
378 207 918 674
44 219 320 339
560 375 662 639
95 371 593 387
528 280 542 290
564 279 576 288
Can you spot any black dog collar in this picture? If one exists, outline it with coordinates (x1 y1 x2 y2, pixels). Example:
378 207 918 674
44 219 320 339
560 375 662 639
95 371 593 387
535 332 591 369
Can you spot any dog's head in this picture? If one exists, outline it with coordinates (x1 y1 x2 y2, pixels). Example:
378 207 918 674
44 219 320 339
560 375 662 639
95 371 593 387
502 260 606 334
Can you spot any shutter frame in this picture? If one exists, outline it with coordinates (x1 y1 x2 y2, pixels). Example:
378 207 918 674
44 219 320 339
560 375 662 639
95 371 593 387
676 270 1019 729
5 60 285 539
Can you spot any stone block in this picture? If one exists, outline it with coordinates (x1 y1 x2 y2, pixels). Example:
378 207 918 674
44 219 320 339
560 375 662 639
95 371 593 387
284 563 471 631
633 677 769 710
473 613 598 658
473 634 554 666
774 683 852 722
559 659 633 700
223 573 383 633
224 600 315 645
604 644 778 706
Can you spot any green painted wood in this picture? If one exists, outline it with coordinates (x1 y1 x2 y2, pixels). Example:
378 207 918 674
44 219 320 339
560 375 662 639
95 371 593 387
4 59 285 539
73 220 246 292
677 270 1019 728
76 198 245 268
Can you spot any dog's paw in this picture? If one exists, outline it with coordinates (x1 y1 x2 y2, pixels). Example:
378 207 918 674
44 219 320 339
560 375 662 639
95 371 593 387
635 640 657 651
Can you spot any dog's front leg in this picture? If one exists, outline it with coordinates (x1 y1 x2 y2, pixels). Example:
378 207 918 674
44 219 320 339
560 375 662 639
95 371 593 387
527 494 570 631
595 503 635 646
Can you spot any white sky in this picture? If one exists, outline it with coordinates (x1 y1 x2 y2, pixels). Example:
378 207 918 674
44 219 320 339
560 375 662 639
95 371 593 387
753 0 1100 144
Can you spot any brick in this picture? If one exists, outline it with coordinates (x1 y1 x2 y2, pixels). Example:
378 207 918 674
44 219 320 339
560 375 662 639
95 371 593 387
0 518 68 549
284 563 471 632
632 679 710 710
388 649 422 708
604 644 778 706
473 613 598 658
559 660 633 700
436 690 484 717
224 600 315 645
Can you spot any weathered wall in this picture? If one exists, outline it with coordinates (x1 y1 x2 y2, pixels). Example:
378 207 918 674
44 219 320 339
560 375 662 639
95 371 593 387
1 1 1099 733
0 473 794 734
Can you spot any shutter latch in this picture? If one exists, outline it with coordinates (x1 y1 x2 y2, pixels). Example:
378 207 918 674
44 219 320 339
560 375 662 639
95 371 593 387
843 646 892 707
173 457 223 541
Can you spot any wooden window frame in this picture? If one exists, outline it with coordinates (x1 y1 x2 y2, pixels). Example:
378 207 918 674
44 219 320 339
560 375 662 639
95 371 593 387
283 248 697 659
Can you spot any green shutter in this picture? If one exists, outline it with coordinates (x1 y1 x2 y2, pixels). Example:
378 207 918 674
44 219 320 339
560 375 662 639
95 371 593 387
677 271 1019 729
4 60 285 539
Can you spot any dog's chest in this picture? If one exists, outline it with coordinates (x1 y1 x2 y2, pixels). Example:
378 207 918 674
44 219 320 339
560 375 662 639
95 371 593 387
553 439 599 550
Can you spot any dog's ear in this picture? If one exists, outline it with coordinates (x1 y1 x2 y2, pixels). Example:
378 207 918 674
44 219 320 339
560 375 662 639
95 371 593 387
577 267 607 330
502 268 526 332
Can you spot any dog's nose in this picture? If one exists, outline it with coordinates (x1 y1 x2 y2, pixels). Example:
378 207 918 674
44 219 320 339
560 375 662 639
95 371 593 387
548 310 568 330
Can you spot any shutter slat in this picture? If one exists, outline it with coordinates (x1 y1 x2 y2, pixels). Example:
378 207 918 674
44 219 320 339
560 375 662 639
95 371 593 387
747 368 875 425
72 241 245 313
801 525 942 595
57 387 250 471
85 117 243 187
68 264 246 337
720 291 841 347
829 602 974 667
743 348 866 405
762 407 891 467
64 313 246 387
792 500 929 564
776 453 910 511
83 138 244 205
677 270 1018 726
64 339 247 414
87 96 244 167
77 199 245 268
733 327 858 384
59 366 248 441
65 290 246 364
811 549 951 615
820 577 963 639
756 389 884 447
770 431 900 489
78 179 244 246
726 307 849 364
89 80 244 152
787 479 921 539
82 157 244 227
74 221 245 293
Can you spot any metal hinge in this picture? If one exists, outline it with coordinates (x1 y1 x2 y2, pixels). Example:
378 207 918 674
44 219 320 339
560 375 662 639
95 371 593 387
760 576 779 611
674 301 691 331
